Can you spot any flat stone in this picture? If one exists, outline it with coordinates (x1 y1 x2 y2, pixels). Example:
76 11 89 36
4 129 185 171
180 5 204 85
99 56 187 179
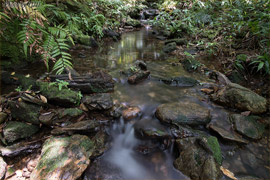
156 101 211 126
30 135 94 180
0 141 41 157
82 93 113 111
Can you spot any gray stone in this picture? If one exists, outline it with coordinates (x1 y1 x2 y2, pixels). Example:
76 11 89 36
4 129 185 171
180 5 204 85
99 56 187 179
82 93 113 111
163 42 177 54
0 112 7 124
156 101 211 126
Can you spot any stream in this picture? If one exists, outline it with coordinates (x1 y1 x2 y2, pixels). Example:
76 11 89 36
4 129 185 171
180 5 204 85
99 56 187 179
70 28 269 180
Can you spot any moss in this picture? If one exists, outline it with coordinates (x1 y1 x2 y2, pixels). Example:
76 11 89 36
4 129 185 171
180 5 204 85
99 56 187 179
60 108 83 118
206 136 222 165
79 138 94 152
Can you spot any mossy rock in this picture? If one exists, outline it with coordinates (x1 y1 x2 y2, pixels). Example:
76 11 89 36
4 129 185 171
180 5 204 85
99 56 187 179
30 135 94 180
0 112 7 124
59 108 83 118
206 136 222 165
38 82 81 107
162 42 177 54
231 114 265 139
8 100 40 124
3 121 39 144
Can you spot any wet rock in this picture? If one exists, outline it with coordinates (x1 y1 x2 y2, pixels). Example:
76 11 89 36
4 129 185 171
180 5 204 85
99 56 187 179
82 93 113 111
170 125 195 139
0 157 7 179
30 135 94 180
8 100 40 125
49 71 115 94
156 101 211 126
0 141 41 157
135 60 147 71
206 136 222 165
122 106 141 120
39 111 57 126
51 120 99 135
211 83 267 114
174 137 222 180
3 121 39 144
0 112 7 124
75 35 98 47
134 118 170 139
165 38 187 46
231 114 265 140
128 70 150 84
161 76 198 87
163 42 177 54
103 29 121 40
91 131 109 157
38 82 81 107
208 110 249 143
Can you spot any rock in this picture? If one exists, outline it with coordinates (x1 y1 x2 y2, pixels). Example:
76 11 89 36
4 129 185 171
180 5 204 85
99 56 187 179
165 38 187 46
58 108 83 118
0 112 7 124
206 136 222 165
102 29 121 40
231 114 264 139
208 110 249 144
51 120 99 135
75 35 98 47
211 83 267 114
49 71 115 94
122 106 141 120
91 131 108 157
8 100 40 125
161 76 198 87
135 60 147 71
38 82 81 107
174 137 222 180
156 101 211 126
162 42 177 54
30 135 94 180
238 176 262 180
0 157 7 179
82 93 113 111
39 111 57 126
134 118 170 139
128 70 150 84
143 9 159 19
3 121 39 144
170 125 195 139
0 141 41 157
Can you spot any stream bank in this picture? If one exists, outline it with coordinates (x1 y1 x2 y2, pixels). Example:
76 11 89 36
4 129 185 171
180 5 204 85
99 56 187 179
0 28 269 180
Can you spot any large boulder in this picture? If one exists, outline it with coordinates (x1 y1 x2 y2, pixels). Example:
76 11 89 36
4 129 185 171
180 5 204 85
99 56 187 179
211 83 267 114
3 121 39 144
30 135 94 180
230 114 265 140
156 101 211 126
174 137 222 180
8 100 40 125
82 93 113 111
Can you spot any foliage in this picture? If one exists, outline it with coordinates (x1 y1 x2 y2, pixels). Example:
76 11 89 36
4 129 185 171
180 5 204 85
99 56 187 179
49 79 69 91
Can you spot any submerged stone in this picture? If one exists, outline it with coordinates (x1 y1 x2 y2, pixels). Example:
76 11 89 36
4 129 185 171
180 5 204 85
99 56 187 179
30 135 94 180
156 101 211 126
9 100 40 124
122 106 141 120
3 121 39 144
231 114 265 140
128 70 150 84
211 83 267 114
161 76 198 87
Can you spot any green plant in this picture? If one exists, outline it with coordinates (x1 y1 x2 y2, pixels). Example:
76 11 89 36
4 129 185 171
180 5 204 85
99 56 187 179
250 53 270 75
49 79 69 91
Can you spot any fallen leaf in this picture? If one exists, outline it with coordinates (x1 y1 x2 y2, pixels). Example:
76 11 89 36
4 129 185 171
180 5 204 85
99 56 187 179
80 103 88 111
220 166 237 180
18 98 22 102
11 72 15 75
25 74 30 78
40 95 47 103
12 77 18 81
201 88 214 94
